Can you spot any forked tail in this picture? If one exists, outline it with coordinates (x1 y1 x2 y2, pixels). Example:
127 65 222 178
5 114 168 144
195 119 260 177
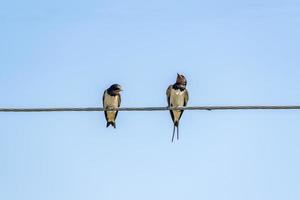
171 121 179 142
106 121 116 129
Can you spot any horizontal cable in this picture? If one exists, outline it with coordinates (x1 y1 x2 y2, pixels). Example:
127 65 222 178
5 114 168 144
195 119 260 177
0 106 300 112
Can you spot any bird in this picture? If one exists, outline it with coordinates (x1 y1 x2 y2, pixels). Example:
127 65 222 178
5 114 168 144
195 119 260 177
102 84 122 128
166 73 189 142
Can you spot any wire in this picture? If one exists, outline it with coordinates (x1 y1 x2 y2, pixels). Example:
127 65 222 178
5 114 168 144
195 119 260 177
0 106 300 112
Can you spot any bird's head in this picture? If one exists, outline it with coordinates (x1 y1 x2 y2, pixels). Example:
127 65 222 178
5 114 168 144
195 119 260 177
176 73 187 87
109 84 122 95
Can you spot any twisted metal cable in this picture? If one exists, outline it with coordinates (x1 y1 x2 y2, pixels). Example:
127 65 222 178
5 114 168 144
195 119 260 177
0 106 300 112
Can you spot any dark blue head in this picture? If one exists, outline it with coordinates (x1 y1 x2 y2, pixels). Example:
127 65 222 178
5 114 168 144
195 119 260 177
108 84 122 95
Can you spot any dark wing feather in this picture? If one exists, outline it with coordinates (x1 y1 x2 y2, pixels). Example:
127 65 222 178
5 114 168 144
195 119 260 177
166 85 172 106
102 90 106 107
102 90 109 122
166 85 176 123
184 89 189 106
118 93 121 107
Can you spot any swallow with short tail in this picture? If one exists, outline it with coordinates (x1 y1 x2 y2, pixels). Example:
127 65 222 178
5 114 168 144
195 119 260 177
166 74 189 142
102 84 122 128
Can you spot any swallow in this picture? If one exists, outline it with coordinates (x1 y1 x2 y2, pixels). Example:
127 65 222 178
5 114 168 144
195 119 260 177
102 84 122 128
166 74 189 142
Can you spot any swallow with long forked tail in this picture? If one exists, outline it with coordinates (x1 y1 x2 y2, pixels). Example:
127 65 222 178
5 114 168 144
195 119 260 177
166 74 189 142
102 84 122 128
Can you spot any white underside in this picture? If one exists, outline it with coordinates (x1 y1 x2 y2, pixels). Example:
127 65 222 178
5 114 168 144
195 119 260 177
103 91 119 122
170 89 185 122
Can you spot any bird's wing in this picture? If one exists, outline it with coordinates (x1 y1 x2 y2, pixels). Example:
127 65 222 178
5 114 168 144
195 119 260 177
184 89 189 106
166 85 172 106
117 94 121 107
102 90 106 107
102 90 108 122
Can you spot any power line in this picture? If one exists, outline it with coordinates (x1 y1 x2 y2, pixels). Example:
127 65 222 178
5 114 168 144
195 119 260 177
0 106 300 112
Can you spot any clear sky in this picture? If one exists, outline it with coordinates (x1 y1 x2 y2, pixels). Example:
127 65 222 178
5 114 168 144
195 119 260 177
1 0 300 199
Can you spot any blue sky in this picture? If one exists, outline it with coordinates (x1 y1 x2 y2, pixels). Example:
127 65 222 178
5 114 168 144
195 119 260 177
1 0 300 199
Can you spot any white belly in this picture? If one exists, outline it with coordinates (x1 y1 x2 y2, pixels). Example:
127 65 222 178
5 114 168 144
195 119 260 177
170 89 185 107
104 91 119 108
103 91 119 122
170 89 186 122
